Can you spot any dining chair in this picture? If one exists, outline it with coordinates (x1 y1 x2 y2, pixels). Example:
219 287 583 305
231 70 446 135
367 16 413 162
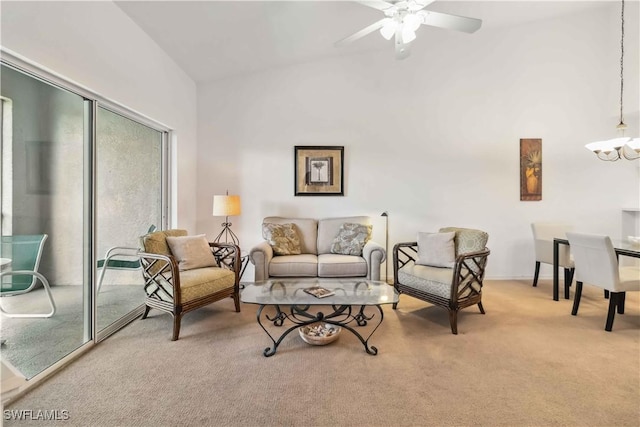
566 232 640 331
531 222 574 290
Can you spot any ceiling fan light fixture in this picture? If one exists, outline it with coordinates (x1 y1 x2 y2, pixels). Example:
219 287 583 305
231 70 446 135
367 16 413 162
401 27 417 43
585 0 638 161
380 20 397 40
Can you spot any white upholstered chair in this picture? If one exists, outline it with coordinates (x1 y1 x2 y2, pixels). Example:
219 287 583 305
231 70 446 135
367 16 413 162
566 232 640 331
531 223 574 292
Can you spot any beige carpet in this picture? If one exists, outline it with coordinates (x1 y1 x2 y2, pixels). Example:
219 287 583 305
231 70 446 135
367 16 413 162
4 280 639 427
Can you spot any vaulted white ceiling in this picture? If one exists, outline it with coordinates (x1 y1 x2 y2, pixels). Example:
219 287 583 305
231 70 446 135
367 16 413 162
115 1 612 84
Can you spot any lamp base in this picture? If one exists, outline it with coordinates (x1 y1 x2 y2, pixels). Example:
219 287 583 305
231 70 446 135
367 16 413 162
213 221 239 246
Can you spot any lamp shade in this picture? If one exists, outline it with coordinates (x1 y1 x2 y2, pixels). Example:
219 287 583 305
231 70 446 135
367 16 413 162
212 195 241 217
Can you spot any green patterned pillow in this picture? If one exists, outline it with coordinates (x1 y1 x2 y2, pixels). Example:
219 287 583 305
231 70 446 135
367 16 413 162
330 223 372 256
262 223 302 256
439 227 488 255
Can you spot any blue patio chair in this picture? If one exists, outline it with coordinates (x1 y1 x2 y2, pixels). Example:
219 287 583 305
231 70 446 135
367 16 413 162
0 234 56 318
96 225 157 292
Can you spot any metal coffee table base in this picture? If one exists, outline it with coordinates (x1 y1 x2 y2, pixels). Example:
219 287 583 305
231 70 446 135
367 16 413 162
256 304 384 357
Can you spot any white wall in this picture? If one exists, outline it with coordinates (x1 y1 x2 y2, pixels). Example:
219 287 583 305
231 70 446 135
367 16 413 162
197 2 640 280
0 1 198 231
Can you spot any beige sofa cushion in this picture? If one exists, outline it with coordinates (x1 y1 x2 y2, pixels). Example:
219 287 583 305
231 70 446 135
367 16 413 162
264 217 318 255
269 254 318 277
262 223 302 255
317 216 371 255
318 254 367 277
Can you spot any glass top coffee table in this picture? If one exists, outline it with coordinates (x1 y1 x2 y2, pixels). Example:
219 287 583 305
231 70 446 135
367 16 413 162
241 279 399 357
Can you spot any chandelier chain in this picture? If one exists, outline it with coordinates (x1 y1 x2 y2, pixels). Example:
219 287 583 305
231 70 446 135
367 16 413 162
619 0 625 125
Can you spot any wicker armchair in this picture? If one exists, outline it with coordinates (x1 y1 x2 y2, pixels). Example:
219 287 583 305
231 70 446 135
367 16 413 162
393 227 490 334
138 229 240 341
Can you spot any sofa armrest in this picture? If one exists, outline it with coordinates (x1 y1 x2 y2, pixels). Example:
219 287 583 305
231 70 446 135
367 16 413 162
362 240 386 280
249 241 273 281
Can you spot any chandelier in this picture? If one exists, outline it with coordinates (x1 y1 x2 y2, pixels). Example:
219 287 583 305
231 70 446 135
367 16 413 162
585 0 639 161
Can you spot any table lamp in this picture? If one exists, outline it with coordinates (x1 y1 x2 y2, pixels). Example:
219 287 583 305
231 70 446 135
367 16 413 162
212 191 241 245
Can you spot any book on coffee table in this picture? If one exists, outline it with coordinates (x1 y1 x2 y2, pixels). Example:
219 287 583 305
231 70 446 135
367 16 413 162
303 286 335 298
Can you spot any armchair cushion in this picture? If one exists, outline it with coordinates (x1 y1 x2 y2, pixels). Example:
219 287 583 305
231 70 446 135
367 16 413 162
439 227 488 256
416 231 456 268
179 267 235 303
262 223 302 256
166 234 218 271
330 223 372 256
397 262 455 299
142 229 188 256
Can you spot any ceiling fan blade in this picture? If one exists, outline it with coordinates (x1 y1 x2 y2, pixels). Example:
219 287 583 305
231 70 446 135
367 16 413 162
395 32 411 60
408 1 436 12
335 18 389 47
418 10 482 33
355 0 395 11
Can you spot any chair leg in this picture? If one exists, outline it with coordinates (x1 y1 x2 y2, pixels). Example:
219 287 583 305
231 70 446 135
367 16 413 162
172 314 182 341
605 293 619 332
448 310 458 335
141 305 151 319
571 281 583 316
604 290 609 299
477 301 485 314
532 262 540 287
233 293 241 312
618 292 626 314
563 269 571 300
568 268 575 287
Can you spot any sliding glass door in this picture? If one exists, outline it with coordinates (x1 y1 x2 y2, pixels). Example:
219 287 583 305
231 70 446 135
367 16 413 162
0 61 169 384
95 108 164 333
0 64 89 379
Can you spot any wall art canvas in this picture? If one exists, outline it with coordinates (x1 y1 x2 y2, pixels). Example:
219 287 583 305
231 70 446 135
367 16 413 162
520 138 542 201
294 146 344 196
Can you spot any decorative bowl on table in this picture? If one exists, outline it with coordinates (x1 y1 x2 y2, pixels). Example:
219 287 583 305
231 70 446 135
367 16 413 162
628 236 640 246
298 323 341 346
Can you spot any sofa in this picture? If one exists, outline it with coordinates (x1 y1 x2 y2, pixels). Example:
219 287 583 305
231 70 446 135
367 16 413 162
249 216 386 282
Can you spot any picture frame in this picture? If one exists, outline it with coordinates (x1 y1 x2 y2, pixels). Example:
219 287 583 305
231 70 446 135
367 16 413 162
294 146 344 196
520 138 542 201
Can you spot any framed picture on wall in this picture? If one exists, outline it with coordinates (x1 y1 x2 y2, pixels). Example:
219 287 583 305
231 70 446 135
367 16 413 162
520 138 542 201
294 146 344 196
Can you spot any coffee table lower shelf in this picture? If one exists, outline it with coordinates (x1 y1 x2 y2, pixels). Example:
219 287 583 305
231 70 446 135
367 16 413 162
255 304 385 357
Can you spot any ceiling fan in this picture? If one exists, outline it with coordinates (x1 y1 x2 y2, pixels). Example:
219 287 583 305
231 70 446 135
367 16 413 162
335 0 482 59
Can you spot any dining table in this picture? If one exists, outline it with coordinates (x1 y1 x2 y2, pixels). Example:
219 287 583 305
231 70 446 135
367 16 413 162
553 237 640 301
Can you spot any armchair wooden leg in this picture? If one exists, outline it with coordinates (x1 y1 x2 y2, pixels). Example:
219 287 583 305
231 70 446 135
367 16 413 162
571 281 583 316
477 301 485 314
233 293 241 312
448 310 458 335
532 262 540 287
141 305 151 319
392 302 398 310
172 314 182 341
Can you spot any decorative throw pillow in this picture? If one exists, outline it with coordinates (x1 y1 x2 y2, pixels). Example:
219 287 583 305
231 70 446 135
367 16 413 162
262 223 302 256
330 223 372 256
416 231 456 268
165 234 218 271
